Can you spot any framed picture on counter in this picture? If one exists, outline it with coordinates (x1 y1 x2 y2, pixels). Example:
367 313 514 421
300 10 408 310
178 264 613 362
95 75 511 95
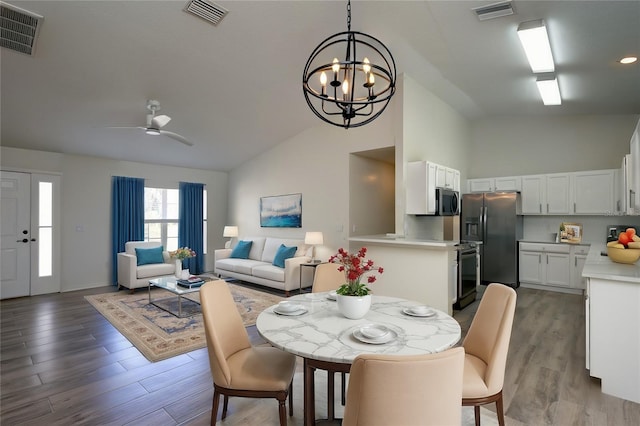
560 222 582 243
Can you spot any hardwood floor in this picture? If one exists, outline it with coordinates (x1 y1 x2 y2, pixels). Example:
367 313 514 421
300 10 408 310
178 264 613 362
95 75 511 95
1 285 639 425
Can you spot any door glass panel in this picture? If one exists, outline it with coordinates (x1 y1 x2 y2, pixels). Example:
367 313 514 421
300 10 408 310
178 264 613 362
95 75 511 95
38 182 53 277
39 228 52 276
39 182 52 226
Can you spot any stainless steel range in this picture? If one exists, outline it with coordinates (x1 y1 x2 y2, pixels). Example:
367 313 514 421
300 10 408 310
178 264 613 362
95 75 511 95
454 242 479 310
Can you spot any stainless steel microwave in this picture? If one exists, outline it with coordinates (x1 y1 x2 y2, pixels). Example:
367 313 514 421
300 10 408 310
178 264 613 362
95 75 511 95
435 188 460 216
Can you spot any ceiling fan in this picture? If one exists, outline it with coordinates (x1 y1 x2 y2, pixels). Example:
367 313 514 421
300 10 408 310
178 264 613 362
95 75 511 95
110 100 193 146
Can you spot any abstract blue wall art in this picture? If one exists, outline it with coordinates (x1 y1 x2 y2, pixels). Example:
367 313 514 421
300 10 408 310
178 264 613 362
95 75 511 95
260 193 302 228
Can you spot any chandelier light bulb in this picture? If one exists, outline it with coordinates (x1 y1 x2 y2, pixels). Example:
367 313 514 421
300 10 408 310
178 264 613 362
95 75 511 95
320 71 327 86
332 58 340 73
362 57 371 74
342 80 349 100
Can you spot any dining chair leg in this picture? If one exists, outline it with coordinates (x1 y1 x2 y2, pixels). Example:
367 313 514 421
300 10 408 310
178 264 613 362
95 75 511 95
211 390 220 426
222 395 229 419
289 382 294 416
496 392 505 426
474 405 481 426
278 397 287 426
327 371 335 420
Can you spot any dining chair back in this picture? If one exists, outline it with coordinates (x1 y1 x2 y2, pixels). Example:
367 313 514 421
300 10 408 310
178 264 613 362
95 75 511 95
462 283 517 426
342 347 465 426
200 280 296 426
311 262 344 293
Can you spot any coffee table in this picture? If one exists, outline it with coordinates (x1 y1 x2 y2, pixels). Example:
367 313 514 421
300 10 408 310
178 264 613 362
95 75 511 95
148 276 204 318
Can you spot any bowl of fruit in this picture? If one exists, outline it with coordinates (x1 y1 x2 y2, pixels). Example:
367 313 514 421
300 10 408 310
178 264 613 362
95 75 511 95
607 227 640 264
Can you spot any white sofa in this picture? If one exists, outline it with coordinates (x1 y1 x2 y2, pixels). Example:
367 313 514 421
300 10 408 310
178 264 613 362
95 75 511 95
117 241 175 290
214 237 311 295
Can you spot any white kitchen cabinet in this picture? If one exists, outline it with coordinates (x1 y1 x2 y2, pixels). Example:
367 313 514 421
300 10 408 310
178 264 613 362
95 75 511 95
546 173 571 214
572 170 615 215
452 169 461 192
435 163 459 190
467 176 520 193
573 254 587 289
521 175 545 214
406 161 437 215
519 242 572 290
629 119 640 215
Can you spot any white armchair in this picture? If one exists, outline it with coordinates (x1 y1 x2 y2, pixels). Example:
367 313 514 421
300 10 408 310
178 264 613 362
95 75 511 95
117 241 175 291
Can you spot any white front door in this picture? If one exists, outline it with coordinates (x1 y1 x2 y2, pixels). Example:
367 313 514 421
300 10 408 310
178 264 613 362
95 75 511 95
1 171 31 299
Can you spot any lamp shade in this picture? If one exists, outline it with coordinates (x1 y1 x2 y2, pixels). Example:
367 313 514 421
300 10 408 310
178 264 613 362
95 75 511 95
304 231 324 245
223 226 238 238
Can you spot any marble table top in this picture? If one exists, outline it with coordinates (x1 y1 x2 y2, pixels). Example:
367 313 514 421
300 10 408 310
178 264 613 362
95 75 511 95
256 293 462 364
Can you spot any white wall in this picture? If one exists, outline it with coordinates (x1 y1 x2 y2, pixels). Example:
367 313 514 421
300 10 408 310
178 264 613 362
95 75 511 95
398 74 471 239
227 111 395 262
1 146 228 292
349 154 395 236
469 115 639 177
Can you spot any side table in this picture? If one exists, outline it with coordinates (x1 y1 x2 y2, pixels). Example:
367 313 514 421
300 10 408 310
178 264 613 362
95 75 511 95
299 261 323 293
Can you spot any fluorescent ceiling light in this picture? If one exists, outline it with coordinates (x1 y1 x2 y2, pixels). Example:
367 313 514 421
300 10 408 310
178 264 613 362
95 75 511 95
536 74 561 105
517 20 555 73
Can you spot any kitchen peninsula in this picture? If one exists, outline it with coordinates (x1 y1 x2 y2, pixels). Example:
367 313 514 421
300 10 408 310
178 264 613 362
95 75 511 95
349 235 458 314
583 246 640 403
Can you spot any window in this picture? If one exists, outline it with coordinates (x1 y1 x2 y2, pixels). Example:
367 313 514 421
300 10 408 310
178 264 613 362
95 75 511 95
38 181 53 277
144 187 207 254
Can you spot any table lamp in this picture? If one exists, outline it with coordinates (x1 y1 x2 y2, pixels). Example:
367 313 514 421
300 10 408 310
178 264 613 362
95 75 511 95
223 226 238 249
304 231 324 263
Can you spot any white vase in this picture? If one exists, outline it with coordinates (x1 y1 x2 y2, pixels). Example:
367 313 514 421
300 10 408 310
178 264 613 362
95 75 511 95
336 294 372 319
175 259 182 278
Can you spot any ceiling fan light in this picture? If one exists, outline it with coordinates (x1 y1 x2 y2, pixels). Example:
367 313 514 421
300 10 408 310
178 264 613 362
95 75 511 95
619 56 637 65
146 128 161 136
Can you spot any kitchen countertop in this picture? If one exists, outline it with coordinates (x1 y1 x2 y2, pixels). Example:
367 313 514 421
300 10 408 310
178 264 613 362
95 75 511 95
519 240 591 245
349 235 458 250
582 244 640 283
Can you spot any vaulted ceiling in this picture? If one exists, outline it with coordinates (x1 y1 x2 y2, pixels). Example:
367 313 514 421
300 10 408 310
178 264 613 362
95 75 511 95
2 1 639 171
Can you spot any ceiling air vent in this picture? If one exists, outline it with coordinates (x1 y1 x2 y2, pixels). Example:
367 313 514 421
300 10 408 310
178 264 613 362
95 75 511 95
0 2 43 55
183 0 228 26
472 1 515 21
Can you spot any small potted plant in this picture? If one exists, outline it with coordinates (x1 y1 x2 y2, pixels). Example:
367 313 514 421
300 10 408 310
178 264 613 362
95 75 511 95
329 247 383 319
170 247 196 278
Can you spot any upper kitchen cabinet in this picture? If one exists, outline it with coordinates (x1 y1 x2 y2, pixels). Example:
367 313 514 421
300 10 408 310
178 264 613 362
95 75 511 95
572 170 615 215
546 173 571 214
521 175 546 214
630 119 640 215
467 176 521 193
406 161 437 215
435 163 460 191
521 173 570 215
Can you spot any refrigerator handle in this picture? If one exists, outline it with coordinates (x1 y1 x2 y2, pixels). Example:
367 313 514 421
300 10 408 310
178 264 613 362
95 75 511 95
482 206 488 239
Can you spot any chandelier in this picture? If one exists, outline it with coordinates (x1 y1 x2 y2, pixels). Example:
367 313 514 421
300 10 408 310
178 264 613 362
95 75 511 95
302 0 397 129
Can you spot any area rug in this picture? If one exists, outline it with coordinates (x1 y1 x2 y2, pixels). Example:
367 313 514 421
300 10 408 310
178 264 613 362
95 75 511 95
84 282 284 362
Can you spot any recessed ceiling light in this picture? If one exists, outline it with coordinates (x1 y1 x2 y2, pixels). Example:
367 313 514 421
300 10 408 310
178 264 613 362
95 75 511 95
619 56 638 65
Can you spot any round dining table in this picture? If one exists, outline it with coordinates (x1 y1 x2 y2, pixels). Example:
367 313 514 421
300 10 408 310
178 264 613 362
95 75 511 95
255 292 462 425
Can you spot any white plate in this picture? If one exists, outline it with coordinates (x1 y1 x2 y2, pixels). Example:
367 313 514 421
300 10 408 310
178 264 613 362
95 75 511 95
273 307 308 316
353 328 396 345
403 307 436 317
359 324 390 340
326 291 337 301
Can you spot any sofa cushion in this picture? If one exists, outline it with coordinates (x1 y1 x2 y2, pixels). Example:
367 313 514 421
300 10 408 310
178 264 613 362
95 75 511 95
231 240 252 259
261 238 305 262
135 246 165 266
252 264 286 282
216 258 265 275
137 262 174 279
125 241 162 255
273 244 297 268
246 237 267 260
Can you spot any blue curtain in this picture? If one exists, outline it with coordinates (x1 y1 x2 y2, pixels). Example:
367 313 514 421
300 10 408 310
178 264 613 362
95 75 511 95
111 176 145 285
179 182 204 274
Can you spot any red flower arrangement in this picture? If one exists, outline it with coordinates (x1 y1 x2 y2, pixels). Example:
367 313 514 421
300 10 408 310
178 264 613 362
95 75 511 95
329 247 384 296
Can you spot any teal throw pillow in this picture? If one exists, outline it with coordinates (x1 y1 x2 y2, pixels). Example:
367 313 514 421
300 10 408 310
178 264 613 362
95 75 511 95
135 246 165 266
230 240 253 259
273 244 297 268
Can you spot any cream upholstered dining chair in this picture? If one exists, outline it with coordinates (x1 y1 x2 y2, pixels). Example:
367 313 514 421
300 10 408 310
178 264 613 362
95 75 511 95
342 347 466 426
311 262 345 293
462 283 517 426
200 280 296 426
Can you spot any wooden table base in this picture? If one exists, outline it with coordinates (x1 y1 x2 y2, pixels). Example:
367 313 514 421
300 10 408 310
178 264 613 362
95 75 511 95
304 358 351 426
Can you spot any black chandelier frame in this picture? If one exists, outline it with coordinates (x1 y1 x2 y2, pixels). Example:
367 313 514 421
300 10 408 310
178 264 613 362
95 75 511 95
302 2 397 129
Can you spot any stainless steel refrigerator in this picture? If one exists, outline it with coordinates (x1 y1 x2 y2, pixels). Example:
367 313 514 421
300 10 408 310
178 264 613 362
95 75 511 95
461 192 523 288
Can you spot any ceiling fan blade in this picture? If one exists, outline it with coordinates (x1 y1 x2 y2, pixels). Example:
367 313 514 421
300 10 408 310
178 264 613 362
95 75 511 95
160 130 193 146
152 114 171 128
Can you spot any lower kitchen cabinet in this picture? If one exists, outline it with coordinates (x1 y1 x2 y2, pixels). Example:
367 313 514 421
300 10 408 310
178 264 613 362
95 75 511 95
519 242 585 294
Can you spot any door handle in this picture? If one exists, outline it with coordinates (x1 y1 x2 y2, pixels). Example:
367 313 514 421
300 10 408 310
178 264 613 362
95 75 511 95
31 238 37 242
17 238 28 243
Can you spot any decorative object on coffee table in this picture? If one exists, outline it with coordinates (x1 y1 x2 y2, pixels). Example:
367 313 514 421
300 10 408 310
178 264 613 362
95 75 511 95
170 246 196 277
